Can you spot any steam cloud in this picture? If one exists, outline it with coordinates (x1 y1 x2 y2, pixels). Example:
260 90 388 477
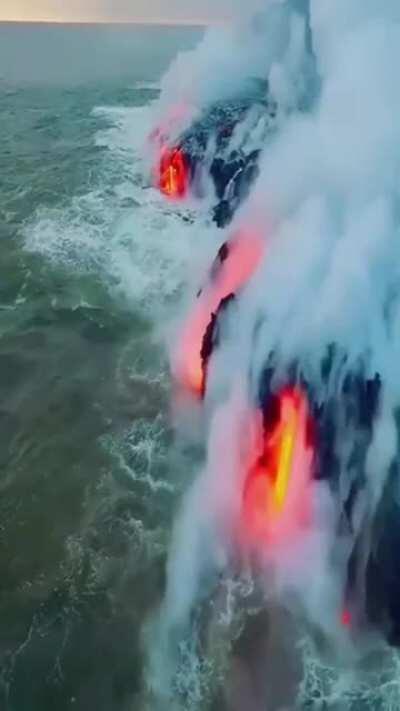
145 0 400 706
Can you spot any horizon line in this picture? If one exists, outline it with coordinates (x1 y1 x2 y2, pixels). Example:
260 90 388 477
0 18 229 27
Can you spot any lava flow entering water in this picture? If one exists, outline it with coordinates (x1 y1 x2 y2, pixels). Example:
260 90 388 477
157 145 189 199
242 387 315 546
173 229 265 397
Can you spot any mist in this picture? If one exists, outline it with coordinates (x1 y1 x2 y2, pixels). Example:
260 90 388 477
0 23 203 84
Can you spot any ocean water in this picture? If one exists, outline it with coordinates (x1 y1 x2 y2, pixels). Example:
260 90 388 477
0 23 210 711
2 21 400 711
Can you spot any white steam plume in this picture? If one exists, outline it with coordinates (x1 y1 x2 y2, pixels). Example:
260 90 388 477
149 0 315 142
145 0 400 705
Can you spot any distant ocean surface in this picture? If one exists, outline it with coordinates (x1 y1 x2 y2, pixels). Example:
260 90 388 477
0 22 206 711
0 22 203 83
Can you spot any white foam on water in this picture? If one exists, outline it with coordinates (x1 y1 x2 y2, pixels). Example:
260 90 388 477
102 416 175 495
23 102 219 321
93 104 152 156
134 80 160 92
298 633 400 710
22 93 223 711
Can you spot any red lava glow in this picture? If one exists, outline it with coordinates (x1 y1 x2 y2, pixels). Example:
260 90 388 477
173 229 265 397
341 608 351 627
242 387 314 546
149 102 193 199
157 146 189 199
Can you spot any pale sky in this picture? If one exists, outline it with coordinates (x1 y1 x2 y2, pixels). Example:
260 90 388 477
0 0 264 23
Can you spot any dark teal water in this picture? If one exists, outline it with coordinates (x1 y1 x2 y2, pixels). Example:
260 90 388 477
0 24 202 711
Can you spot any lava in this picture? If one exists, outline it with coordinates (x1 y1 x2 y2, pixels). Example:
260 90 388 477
341 608 352 627
157 145 189 199
172 229 265 397
242 387 314 546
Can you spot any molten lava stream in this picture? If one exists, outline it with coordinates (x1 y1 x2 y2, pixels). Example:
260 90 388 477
173 230 265 397
242 387 314 547
157 146 189 199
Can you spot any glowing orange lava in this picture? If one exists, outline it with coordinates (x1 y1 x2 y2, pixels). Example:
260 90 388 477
158 146 189 199
242 387 314 545
173 229 265 397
